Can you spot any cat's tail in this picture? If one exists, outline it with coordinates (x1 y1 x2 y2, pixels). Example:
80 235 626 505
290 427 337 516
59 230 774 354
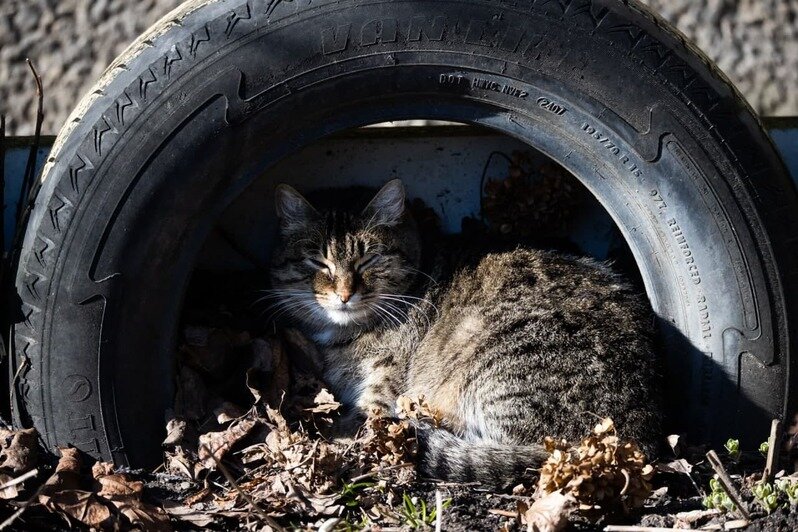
414 424 548 488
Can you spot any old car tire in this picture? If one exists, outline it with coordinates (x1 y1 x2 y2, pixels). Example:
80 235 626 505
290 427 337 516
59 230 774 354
10 0 797 466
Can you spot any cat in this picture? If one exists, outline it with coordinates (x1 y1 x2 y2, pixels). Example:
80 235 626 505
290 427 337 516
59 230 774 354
267 179 661 488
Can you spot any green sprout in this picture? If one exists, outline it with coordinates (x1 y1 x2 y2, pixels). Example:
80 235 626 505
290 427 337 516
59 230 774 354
401 493 452 529
339 480 376 508
703 477 736 513
724 438 740 461
759 441 770 456
753 482 779 513
776 478 798 506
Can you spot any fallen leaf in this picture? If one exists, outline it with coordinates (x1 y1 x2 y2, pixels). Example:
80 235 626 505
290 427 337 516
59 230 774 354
666 434 682 456
198 416 260 469
306 389 341 414
0 427 39 473
92 462 143 498
522 491 576 532
657 458 693 475
161 500 216 527
40 489 114 528
164 447 195 479
92 461 172 531
40 447 82 493
163 417 188 447
110 498 172 531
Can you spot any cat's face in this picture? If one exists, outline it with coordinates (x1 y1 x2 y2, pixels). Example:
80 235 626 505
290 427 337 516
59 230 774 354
268 180 422 331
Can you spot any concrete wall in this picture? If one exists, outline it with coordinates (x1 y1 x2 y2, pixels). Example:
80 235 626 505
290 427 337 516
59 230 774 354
2 0 796 135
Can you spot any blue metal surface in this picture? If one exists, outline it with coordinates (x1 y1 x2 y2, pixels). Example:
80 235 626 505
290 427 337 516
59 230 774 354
3 124 797 255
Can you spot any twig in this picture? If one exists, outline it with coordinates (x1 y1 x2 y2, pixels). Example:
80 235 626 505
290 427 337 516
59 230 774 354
434 489 443 532
0 470 50 530
18 59 44 228
0 468 37 491
706 450 751 520
604 527 684 532
200 444 285 531
348 462 415 483
318 517 341 532
763 419 782 483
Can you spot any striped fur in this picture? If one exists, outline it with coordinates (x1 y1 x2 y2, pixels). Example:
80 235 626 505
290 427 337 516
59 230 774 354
269 180 662 488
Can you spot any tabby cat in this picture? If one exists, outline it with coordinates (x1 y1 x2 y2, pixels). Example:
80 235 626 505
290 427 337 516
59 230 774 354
268 179 661 487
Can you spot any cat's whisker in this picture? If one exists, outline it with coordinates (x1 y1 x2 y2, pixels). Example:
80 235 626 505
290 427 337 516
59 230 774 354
377 299 410 321
260 298 317 322
397 265 438 286
378 297 431 329
368 302 403 328
378 293 440 316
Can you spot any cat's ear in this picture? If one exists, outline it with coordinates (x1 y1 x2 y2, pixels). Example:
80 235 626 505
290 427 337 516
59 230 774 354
362 179 406 227
274 184 318 229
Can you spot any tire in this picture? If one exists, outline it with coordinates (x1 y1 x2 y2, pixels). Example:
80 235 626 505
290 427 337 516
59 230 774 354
10 0 797 466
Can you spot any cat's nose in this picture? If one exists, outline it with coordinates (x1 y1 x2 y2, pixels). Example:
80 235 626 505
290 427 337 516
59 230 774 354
337 290 353 304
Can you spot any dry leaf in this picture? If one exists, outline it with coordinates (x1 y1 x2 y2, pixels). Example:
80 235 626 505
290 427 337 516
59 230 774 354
307 389 341 414
92 462 143 498
666 434 682 456
162 500 216 527
110 498 172 531
522 491 576 532
198 416 260 469
163 418 187 447
92 461 172 531
41 489 114 528
40 447 82 493
0 427 38 473
657 458 693 475
396 395 443 427
164 447 195 478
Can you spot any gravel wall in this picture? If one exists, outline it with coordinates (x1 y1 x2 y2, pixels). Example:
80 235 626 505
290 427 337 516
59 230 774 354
1 0 796 135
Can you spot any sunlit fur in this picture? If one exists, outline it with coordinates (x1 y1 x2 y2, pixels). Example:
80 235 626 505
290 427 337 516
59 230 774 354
268 180 661 489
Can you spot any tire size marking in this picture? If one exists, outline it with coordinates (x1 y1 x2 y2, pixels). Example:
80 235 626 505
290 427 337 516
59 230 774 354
580 121 642 177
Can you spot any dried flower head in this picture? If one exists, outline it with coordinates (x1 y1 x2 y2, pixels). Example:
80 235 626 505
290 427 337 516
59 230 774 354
538 418 654 514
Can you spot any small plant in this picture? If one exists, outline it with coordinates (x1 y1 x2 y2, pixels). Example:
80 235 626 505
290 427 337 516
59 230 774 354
703 477 736 513
753 482 779 514
724 438 740 461
401 493 452 529
776 478 798 506
339 480 376 508
759 441 770 456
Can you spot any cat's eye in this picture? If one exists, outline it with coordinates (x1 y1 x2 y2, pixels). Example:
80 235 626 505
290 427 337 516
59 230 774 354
356 254 379 273
305 258 333 275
